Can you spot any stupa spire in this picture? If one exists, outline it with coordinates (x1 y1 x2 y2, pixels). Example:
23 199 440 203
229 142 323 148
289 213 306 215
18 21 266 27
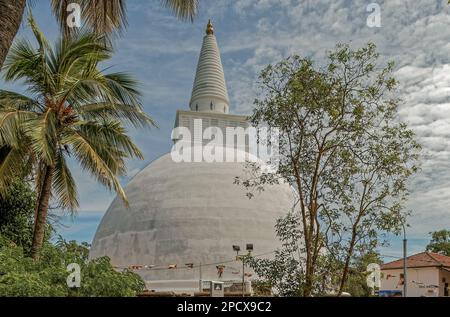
190 20 230 114
206 19 214 35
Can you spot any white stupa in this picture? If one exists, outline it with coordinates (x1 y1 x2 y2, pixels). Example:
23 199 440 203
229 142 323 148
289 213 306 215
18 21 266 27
89 21 295 294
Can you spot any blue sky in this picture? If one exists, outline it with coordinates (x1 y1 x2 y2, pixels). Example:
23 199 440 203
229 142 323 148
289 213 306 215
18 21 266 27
2 0 450 260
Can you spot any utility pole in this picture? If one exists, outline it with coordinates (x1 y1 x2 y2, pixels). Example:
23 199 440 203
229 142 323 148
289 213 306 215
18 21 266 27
199 262 202 293
403 224 407 297
233 244 253 297
242 256 245 297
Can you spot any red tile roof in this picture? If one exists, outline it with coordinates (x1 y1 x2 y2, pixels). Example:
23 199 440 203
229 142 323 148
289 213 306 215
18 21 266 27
381 252 450 270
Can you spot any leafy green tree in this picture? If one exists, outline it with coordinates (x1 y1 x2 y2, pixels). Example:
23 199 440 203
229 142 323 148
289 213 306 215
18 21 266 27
342 251 382 297
0 180 36 249
0 181 144 297
426 230 450 256
237 43 420 296
247 213 305 296
0 14 155 259
247 212 382 297
55 238 145 297
0 236 145 297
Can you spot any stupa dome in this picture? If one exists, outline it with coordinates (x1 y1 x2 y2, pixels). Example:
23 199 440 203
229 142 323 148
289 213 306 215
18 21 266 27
89 149 295 291
89 21 296 293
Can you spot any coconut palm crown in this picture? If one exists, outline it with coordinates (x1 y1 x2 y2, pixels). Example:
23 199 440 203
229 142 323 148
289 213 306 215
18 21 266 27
0 13 155 258
0 0 200 68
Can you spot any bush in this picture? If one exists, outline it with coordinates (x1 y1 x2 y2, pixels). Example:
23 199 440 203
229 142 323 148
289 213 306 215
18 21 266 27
0 180 36 250
0 236 145 297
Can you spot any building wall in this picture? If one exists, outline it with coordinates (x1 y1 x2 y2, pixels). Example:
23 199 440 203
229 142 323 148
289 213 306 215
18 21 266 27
439 269 450 297
381 267 440 297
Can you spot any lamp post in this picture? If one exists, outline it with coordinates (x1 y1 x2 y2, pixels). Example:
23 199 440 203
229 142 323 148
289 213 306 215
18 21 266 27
402 223 407 297
233 244 253 297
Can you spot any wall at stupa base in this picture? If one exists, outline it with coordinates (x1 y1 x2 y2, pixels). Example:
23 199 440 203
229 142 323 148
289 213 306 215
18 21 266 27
144 279 253 295
128 261 257 286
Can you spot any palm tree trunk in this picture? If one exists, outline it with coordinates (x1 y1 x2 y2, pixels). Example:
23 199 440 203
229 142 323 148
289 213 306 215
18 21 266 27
0 0 26 69
31 164 54 260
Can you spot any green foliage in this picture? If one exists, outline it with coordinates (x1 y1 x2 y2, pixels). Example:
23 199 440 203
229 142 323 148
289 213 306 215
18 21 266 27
341 252 382 297
0 236 145 297
0 180 36 249
426 229 450 256
78 257 145 297
247 213 305 296
237 43 421 295
0 179 141 297
248 212 383 297
246 213 383 297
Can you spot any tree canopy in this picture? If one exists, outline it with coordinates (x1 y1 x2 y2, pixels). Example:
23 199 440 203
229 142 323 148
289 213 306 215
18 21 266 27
0 236 145 296
237 43 421 296
0 179 36 250
426 229 450 256
0 177 144 296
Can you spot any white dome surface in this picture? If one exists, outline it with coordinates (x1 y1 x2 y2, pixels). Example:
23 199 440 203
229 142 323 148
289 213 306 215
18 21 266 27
89 150 295 289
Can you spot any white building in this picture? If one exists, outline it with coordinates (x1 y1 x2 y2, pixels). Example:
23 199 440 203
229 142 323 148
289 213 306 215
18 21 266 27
89 21 296 294
380 252 450 297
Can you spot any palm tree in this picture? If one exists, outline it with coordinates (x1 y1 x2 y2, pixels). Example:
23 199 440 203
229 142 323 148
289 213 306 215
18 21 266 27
0 13 155 259
0 0 200 69
0 0 27 70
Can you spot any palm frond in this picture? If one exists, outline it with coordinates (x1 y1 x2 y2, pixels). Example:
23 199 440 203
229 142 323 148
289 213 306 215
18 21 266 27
0 90 42 111
75 119 144 160
62 128 128 206
162 0 199 22
51 0 75 38
24 108 58 166
103 72 140 105
52 31 111 92
78 102 156 128
52 0 199 41
3 16 56 95
61 69 155 128
3 38 40 82
53 149 79 212
81 0 127 36
0 108 36 147
28 10 57 94
27 9 51 52
0 146 31 198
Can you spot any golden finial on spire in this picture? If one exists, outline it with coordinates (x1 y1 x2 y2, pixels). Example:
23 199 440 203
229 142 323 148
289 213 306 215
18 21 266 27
206 19 214 35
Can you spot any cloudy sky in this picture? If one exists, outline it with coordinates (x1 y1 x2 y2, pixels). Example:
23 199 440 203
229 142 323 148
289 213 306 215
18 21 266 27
2 0 450 258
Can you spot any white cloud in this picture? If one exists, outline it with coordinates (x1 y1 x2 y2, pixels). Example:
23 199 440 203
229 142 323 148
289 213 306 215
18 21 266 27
210 0 450 235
